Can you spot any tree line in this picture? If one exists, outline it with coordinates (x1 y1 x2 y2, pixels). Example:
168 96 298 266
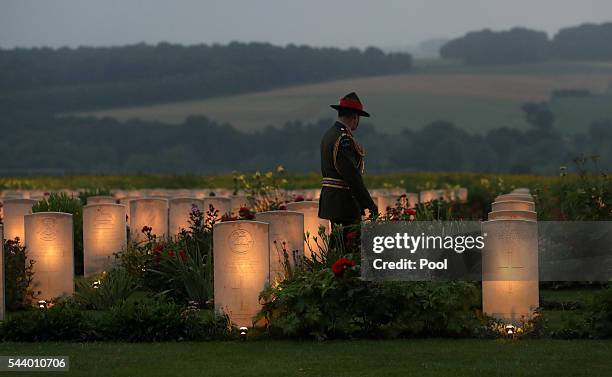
441 22 612 64
0 104 608 175
0 42 412 112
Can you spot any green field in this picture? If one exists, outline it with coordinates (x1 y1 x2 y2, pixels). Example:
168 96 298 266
1 339 610 377
72 60 612 135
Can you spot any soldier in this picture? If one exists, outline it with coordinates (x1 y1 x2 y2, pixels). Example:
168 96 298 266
318 92 378 240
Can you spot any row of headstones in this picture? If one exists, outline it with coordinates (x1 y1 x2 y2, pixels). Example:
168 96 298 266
0 200 329 325
482 188 539 325
1 187 467 207
0 187 468 324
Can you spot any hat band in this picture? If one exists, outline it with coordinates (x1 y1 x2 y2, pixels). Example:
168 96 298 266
338 98 363 111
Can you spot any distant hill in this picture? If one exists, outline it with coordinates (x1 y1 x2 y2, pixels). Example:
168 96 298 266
74 67 612 136
0 42 412 113
441 22 612 65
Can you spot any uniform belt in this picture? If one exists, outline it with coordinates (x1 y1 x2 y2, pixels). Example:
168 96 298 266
322 177 350 190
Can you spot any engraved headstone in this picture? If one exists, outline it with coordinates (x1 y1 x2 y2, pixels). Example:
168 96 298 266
24 212 74 300
213 221 269 327
285 201 330 258
481 219 539 323
202 197 231 221
2 199 38 243
255 211 304 284
129 198 169 242
86 196 116 205
169 198 203 235
83 204 127 276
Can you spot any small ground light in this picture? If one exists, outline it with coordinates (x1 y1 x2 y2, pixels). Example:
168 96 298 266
38 300 48 310
505 324 516 337
239 327 248 341
92 280 101 289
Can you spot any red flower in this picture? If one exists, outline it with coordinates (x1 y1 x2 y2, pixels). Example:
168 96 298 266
403 208 417 216
345 231 358 242
141 225 152 233
168 250 175 257
332 258 356 277
178 249 186 260
295 195 305 202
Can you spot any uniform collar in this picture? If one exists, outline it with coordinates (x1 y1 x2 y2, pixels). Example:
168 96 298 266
335 120 354 136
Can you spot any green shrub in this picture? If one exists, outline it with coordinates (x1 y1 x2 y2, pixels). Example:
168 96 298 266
32 192 84 275
1 303 97 341
588 286 612 338
258 267 482 340
74 268 141 310
3 238 37 310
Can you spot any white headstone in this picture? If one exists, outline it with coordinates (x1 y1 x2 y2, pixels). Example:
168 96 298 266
86 196 116 205
492 200 535 212
129 198 169 242
488 210 537 221
24 212 74 300
230 195 250 215
169 198 203 235
495 194 534 203
481 219 539 324
213 221 269 327
83 204 127 276
202 197 231 222
2 199 38 244
255 211 304 284
285 201 330 258
419 190 443 203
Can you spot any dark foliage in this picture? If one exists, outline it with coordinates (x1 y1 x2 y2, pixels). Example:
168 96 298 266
0 42 412 112
0 102 609 175
441 22 612 64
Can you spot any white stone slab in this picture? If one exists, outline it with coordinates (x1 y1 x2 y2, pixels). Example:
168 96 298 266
285 201 330 258
129 198 169 242
2 199 38 243
83 204 127 276
169 198 203 235
213 221 269 327
255 211 304 284
24 212 74 300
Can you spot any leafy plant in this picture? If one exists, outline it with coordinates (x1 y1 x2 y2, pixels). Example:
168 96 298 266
3 238 37 309
78 188 113 206
74 268 140 310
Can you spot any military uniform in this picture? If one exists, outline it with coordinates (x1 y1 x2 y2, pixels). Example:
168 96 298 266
318 120 377 225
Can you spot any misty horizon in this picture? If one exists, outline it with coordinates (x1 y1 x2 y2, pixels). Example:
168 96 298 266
1 0 611 53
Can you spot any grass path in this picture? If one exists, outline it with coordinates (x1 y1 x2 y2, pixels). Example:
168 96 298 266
1 339 610 376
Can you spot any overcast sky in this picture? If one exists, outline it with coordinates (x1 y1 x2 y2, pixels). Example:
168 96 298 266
1 0 611 49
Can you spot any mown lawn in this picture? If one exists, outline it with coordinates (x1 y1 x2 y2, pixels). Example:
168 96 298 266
0 339 610 377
